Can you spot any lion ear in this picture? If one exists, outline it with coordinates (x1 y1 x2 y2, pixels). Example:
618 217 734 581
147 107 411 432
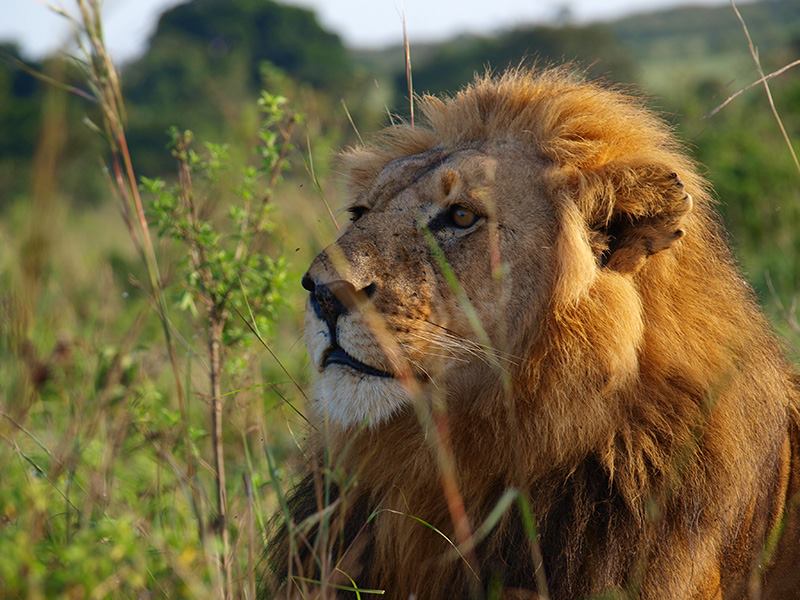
596 169 694 274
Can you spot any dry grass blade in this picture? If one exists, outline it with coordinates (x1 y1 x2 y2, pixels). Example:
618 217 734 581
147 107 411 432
402 12 414 127
0 412 52 457
453 487 518 555
429 405 482 588
4 54 95 103
371 508 478 581
340 98 364 145
304 134 340 230
730 0 800 174
706 58 800 118
320 244 481 583
72 0 189 430
290 575 385 595
516 494 550 600
232 304 309 405
422 230 515 392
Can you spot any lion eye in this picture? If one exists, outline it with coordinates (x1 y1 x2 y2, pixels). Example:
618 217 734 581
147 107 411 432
348 206 368 222
448 205 479 229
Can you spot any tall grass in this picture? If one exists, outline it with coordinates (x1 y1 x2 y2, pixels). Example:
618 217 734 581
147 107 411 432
0 2 311 598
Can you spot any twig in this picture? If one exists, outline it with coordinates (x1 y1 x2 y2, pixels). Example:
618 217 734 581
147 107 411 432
208 310 233 600
171 132 233 599
0 411 52 456
232 305 310 406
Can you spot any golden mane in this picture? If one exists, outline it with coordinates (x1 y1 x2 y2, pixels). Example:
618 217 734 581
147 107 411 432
343 68 706 223
267 69 800 600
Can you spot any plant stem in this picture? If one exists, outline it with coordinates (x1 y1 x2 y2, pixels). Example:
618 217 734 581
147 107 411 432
209 310 232 599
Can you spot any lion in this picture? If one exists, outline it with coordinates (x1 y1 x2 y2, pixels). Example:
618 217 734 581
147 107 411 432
266 68 800 599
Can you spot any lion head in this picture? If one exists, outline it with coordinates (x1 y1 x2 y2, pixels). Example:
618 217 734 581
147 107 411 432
275 69 800 599
304 69 694 440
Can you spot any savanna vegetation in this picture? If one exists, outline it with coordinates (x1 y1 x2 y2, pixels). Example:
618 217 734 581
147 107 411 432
0 0 798 597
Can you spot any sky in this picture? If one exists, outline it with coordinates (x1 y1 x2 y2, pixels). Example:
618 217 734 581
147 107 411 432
4 0 733 63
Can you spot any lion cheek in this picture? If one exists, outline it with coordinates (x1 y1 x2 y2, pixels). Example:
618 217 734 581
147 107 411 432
591 271 645 388
552 270 644 393
552 203 599 306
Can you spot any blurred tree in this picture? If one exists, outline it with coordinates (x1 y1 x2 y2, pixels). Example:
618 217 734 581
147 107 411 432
611 0 800 62
122 0 355 176
0 44 104 208
0 44 44 203
142 0 351 90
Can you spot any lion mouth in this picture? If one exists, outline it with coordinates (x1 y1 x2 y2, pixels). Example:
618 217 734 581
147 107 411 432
322 345 394 378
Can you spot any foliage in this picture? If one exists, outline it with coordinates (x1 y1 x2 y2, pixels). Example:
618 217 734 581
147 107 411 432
139 89 292 596
144 93 293 349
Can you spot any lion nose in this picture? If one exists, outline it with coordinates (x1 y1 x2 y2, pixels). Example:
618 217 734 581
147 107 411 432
302 274 377 328
314 281 351 326
301 273 316 293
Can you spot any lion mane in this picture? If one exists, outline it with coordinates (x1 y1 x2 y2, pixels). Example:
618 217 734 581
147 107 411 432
266 69 800 599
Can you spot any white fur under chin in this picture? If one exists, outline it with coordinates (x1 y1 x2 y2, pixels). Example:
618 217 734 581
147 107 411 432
312 367 410 428
304 305 411 428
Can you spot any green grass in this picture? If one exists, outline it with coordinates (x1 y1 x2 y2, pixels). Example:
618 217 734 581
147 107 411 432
0 179 326 597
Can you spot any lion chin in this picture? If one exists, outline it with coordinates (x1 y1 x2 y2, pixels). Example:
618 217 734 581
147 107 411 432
310 368 408 428
304 303 410 427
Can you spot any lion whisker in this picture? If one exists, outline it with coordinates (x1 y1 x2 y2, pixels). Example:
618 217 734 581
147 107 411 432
412 325 520 367
407 330 504 371
420 320 522 363
397 340 470 365
399 351 439 389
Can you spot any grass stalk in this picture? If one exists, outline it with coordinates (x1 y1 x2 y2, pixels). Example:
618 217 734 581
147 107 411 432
402 13 415 127
73 0 192 460
209 311 233 599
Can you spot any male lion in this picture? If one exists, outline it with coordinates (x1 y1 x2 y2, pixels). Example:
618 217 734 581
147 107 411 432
267 69 800 599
